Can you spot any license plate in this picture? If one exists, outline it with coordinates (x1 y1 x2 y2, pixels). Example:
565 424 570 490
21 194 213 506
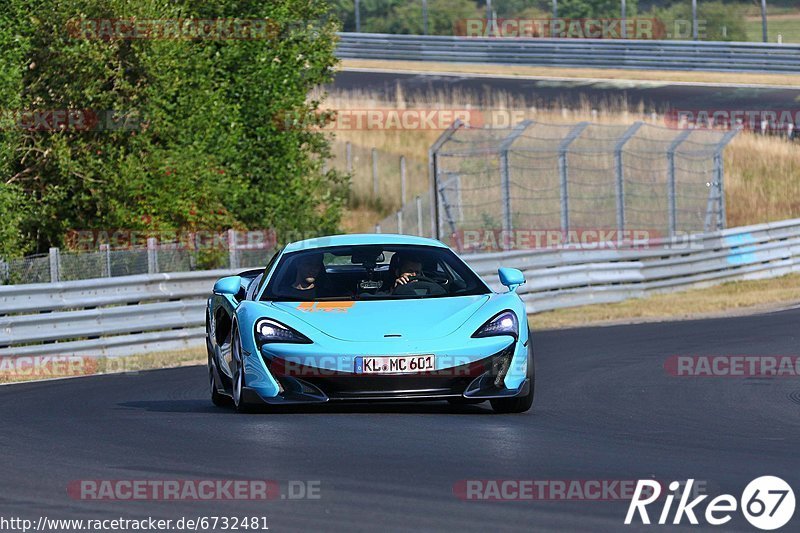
354 355 435 374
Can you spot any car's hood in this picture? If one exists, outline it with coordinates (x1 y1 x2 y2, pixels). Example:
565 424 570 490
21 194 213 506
270 295 491 341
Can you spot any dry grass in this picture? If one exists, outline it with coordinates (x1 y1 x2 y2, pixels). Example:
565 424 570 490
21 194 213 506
322 88 800 228
0 347 205 384
530 273 800 331
339 59 800 87
725 134 800 226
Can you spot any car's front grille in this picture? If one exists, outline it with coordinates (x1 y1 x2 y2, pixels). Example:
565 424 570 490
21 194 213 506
263 345 515 400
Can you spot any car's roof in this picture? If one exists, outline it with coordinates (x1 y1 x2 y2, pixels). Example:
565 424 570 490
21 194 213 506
282 233 449 253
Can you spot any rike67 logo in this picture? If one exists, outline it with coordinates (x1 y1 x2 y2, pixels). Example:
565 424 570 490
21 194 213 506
625 477 795 530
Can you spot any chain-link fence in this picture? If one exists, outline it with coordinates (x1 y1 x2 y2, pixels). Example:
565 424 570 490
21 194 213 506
329 139 428 212
375 193 434 238
428 119 738 251
0 231 275 286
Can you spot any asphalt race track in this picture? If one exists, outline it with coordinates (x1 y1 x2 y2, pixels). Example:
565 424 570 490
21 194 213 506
2 309 799 532
332 70 800 114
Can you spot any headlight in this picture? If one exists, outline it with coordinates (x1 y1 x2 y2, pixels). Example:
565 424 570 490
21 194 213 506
254 318 312 350
472 310 518 340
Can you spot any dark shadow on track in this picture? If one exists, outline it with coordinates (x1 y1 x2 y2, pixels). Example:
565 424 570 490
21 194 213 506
117 399 498 415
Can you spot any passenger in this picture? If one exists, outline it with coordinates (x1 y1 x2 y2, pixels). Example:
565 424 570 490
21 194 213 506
285 253 325 299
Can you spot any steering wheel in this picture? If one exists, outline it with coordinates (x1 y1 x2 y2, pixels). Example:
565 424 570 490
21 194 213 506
392 275 447 296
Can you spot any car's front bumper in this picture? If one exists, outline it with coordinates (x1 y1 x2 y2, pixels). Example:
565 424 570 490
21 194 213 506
242 340 529 405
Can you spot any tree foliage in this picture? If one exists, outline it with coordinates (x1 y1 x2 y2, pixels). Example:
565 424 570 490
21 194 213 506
0 0 346 255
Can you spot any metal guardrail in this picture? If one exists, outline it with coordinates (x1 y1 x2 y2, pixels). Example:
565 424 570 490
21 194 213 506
0 269 236 357
468 217 800 313
1 218 799 357
336 33 800 73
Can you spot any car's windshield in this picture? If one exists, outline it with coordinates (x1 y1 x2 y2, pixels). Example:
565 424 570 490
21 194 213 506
261 244 490 301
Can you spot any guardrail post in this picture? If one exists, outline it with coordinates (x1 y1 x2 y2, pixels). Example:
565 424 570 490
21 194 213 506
400 155 407 205
147 237 158 274
375 224 381 234
49 247 60 283
227 229 239 270
416 195 424 237
667 129 692 239
371 147 378 197
397 210 403 234
558 122 589 239
614 122 643 234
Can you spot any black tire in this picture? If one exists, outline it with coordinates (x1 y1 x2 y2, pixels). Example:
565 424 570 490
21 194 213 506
491 336 535 414
209 363 232 408
231 326 255 413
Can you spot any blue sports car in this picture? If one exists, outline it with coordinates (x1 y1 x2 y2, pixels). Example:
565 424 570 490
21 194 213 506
206 234 533 413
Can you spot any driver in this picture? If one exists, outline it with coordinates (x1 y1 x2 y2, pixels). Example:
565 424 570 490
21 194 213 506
391 254 424 293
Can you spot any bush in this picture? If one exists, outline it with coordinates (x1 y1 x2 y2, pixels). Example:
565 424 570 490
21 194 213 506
649 0 748 41
0 0 347 256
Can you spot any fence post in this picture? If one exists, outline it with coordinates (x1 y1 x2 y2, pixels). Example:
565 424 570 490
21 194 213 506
416 195 424 237
551 0 558 37
346 141 353 174
667 129 692 239
558 122 589 239
49 247 60 283
371 147 378 197
397 210 403 234
621 0 627 39
0 260 8 285
99 244 111 277
429 120 464 239
708 127 739 230
400 155 407 205
716 155 727 230
614 122 643 234
227 229 239 270
354 0 361 32
497 120 533 234
147 237 158 274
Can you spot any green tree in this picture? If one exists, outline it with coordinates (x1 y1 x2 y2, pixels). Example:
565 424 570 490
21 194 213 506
650 0 747 40
0 0 346 255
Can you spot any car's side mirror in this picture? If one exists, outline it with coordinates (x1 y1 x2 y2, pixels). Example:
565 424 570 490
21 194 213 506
213 276 243 296
498 267 525 293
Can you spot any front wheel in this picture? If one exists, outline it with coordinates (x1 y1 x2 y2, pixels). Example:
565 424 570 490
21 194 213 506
231 326 254 413
210 362 232 407
491 339 534 414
